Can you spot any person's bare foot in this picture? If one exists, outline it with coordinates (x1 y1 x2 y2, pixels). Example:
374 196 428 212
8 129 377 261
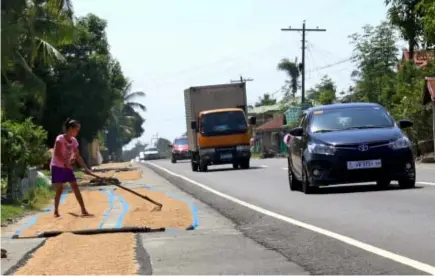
54 211 60 217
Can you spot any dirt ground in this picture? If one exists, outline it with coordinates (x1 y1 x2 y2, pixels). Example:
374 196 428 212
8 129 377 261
20 191 109 238
117 188 193 230
15 232 138 275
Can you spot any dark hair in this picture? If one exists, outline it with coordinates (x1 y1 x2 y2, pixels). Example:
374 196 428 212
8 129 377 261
63 118 80 131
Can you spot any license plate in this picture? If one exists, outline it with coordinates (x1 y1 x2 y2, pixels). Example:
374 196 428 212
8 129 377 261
220 153 233 159
347 159 382 170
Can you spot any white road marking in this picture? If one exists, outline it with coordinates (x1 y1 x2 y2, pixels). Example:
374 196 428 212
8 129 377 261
147 161 435 275
257 165 269 168
282 167 288 170
417 182 435 186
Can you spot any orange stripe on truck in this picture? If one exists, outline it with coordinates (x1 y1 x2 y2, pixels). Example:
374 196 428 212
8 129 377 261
197 132 250 148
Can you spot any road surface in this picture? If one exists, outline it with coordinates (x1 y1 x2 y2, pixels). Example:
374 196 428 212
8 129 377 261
145 159 435 275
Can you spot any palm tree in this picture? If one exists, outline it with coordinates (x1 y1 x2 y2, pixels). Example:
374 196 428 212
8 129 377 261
105 81 146 160
277 57 301 98
1 0 74 116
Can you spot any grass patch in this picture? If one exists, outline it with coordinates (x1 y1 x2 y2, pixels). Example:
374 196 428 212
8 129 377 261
1 204 24 223
1 185 54 224
251 152 261 159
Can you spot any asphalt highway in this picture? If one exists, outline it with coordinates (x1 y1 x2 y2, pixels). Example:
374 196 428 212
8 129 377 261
146 158 435 275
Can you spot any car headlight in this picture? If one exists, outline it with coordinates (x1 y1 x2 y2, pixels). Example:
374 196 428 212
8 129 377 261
389 137 410 150
236 145 250 151
201 148 215 154
308 142 336 155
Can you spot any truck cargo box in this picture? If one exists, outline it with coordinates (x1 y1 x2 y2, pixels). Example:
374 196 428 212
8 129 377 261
184 83 247 152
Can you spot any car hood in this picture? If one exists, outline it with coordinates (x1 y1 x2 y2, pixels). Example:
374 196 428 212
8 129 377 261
145 151 159 155
311 127 402 145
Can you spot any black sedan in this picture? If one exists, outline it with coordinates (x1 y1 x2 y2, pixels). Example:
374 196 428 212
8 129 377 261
286 103 416 194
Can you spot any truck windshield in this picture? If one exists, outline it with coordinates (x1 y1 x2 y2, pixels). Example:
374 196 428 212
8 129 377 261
200 111 248 136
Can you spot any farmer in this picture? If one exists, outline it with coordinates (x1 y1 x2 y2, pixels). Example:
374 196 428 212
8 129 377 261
50 118 92 217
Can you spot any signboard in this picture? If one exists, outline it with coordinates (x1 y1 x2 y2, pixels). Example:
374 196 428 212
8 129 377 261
284 102 312 124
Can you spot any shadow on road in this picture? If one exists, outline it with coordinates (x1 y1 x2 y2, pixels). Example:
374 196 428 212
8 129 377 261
206 166 266 172
314 184 423 195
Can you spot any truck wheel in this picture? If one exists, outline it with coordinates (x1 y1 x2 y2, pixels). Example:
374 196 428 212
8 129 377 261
171 156 176 163
240 159 250 169
198 158 208 172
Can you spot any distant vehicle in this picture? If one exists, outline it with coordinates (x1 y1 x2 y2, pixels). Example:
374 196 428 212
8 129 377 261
286 102 416 194
142 147 160 160
169 136 190 163
184 83 256 172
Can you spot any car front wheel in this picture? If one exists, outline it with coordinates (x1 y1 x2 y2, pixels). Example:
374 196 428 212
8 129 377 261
288 158 301 191
398 178 415 189
302 163 317 194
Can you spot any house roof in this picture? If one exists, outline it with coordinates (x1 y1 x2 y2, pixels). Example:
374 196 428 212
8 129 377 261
423 77 435 105
248 104 281 115
402 50 435 68
255 115 284 132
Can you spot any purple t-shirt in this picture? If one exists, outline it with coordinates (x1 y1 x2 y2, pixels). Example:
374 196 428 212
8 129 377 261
50 134 79 168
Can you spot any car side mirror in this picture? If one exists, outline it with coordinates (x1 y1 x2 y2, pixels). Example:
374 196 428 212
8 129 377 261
289 126 304 137
398 119 413 129
190 121 197 130
249 116 256 125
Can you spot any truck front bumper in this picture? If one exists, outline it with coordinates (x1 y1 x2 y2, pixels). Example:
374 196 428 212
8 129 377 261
199 145 251 165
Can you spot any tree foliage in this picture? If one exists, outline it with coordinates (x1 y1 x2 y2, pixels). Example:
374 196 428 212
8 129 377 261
1 1 146 192
277 57 301 99
255 93 277 107
307 76 337 105
1 118 49 200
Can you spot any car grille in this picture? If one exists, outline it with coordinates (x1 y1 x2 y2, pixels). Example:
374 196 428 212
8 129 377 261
335 140 390 151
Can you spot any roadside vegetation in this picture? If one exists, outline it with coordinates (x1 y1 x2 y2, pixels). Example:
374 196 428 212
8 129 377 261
259 0 435 157
1 0 146 222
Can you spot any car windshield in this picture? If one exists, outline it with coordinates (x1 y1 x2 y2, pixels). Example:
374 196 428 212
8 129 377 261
145 148 158 152
200 111 247 136
174 138 188 145
309 106 394 133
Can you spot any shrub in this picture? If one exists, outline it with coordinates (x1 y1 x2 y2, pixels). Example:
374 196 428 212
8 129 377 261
1 118 49 200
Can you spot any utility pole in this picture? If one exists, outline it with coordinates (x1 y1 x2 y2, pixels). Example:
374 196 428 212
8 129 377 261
281 20 326 103
230 75 254 83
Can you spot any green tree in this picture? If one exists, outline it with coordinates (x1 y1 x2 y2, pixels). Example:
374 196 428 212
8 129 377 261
255 93 277 107
277 57 301 98
417 0 435 46
349 22 399 108
1 0 75 121
105 79 146 161
1 118 49 200
386 0 424 58
307 76 337 105
40 14 119 148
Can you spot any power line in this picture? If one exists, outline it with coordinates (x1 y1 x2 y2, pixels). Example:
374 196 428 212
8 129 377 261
308 57 353 72
281 20 326 103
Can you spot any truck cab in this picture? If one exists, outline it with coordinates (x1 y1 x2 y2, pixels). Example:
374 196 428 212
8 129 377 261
191 108 256 172
184 82 256 172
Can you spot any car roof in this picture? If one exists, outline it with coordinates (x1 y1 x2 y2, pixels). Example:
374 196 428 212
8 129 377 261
306 102 383 113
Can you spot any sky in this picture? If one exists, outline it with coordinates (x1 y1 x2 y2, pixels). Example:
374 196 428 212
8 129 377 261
73 0 395 148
